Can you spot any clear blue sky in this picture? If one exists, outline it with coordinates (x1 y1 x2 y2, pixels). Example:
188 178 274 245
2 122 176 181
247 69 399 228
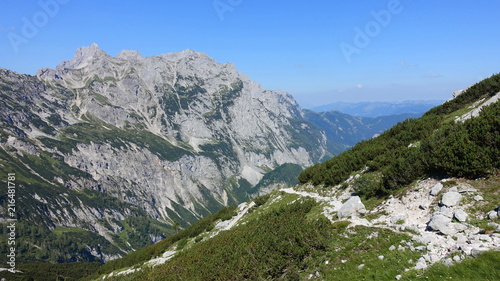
1 0 499 108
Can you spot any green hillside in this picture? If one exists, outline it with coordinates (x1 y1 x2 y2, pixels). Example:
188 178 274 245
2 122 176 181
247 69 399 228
300 73 500 198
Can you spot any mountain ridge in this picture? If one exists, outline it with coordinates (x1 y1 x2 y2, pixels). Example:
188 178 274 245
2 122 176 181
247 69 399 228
311 100 444 117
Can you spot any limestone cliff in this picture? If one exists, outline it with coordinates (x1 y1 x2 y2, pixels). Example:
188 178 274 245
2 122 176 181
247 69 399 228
0 44 326 261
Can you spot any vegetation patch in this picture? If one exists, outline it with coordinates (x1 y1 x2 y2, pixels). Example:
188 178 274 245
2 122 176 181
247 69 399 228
314 225 423 281
85 205 238 279
62 120 192 161
0 262 102 281
136 198 331 280
249 163 303 195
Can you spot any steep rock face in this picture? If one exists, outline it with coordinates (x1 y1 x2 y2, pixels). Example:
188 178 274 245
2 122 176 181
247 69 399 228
35 44 327 214
0 44 326 260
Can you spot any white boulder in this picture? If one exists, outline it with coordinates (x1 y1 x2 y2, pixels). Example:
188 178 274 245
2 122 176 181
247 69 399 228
440 191 462 207
453 209 468 222
428 213 452 232
337 196 366 218
430 183 443 196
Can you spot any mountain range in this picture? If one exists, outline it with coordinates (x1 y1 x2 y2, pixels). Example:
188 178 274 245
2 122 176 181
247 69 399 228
0 44 414 263
312 100 444 117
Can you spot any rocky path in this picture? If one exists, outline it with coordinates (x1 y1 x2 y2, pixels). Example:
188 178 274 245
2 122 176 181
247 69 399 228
281 178 500 270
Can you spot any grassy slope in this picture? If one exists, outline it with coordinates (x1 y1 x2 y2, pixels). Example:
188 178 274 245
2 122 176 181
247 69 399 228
89 184 500 281
401 251 500 281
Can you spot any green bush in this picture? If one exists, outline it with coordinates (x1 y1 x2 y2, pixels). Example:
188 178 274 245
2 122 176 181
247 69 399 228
139 198 332 280
253 193 271 207
88 205 238 279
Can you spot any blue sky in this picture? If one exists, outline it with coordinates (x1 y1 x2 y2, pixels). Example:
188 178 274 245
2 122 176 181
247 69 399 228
1 0 499 108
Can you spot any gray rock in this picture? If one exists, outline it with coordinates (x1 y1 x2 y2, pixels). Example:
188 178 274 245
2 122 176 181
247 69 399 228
455 233 468 244
444 258 454 266
430 183 443 196
439 206 454 218
424 254 440 263
458 186 477 193
357 264 365 270
391 215 407 224
487 222 500 231
415 246 427 251
413 232 439 244
337 196 366 218
453 255 461 262
471 247 490 257
440 191 462 207
389 245 396 251
395 275 402 280
488 211 499 220
415 257 427 270
378 255 385 260
428 213 452 232
440 223 467 235
474 195 484 201
478 235 492 242
460 244 473 255
453 209 468 222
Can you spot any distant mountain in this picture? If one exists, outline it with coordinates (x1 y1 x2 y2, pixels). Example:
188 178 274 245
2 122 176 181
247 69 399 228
0 43 462 267
311 100 444 117
304 110 420 154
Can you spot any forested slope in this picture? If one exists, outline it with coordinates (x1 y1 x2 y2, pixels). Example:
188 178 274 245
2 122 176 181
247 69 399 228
299 73 500 198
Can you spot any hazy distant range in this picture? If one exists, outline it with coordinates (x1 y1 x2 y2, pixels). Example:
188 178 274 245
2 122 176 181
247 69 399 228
310 100 445 117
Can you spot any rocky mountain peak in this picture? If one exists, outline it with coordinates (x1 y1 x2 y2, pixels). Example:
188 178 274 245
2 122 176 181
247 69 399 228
56 43 110 70
116 49 143 61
